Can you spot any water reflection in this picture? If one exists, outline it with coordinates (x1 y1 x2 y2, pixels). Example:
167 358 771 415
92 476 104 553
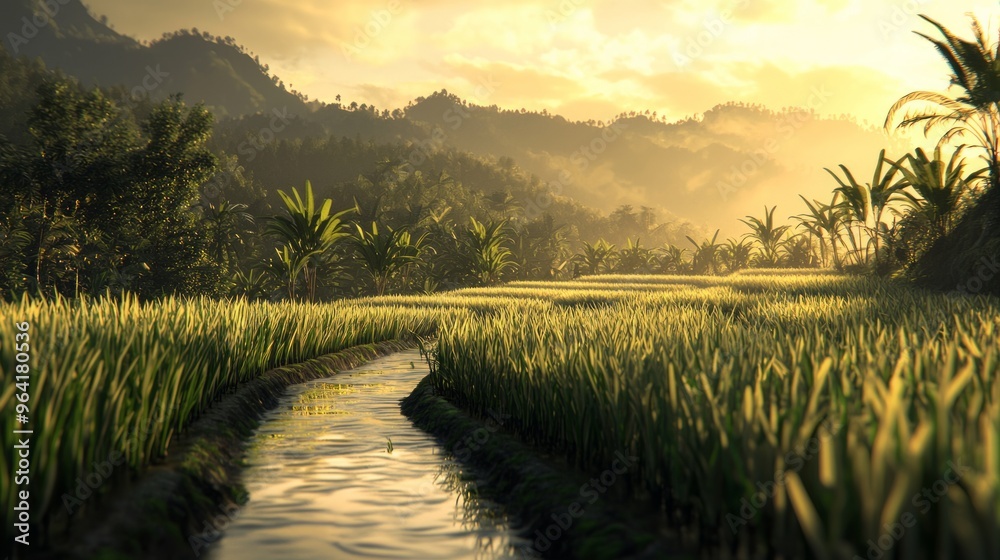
208 350 535 560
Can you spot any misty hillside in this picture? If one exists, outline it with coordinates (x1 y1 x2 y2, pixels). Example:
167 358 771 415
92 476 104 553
2 0 898 233
395 92 898 234
0 0 308 117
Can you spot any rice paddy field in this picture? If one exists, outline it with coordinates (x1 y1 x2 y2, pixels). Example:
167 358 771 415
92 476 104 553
2 270 999 559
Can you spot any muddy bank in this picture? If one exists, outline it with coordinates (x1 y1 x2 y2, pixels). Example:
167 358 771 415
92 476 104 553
400 376 690 560
34 339 413 560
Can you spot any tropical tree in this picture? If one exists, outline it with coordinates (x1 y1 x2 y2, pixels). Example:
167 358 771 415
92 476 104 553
202 200 254 270
351 221 425 295
781 233 819 268
511 215 570 279
0 204 31 293
230 267 274 301
575 239 617 275
654 244 688 274
891 146 985 239
615 238 654 274
265 181 352 301
824 150 906 265
686 230 723 275
461 218 515 285
740 206 789 267
795 193 846 268
884 15 1000 199
720 237 753 273
883 14 1000 291
824 165 870 265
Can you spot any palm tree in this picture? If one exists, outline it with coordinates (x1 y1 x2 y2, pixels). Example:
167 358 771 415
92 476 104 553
782 233 819 268
615 238 654 274
575 239 616 275
721 237 753 273
230 267 273 301
740 207 789 267
25 199 80 293
654 244 688 274
686 230 722 275
795 193 846 269
265 181 352 301
824 167 874 266
824 151 906 264
891 146 986 239
884 15 1000 200
270 245 309 301
462 218 515 285
351 222 425 296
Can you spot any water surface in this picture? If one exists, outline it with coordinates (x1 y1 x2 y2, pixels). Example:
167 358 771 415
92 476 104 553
209 350 532 560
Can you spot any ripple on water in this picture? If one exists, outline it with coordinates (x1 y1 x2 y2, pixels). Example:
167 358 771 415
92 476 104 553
208 350 534 560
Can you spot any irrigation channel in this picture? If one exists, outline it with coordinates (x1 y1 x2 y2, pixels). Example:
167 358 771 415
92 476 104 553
208 349 535 560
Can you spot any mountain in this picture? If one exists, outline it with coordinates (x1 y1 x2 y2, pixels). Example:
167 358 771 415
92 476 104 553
392 92 897 234
2 0 898 234
0 0 308 117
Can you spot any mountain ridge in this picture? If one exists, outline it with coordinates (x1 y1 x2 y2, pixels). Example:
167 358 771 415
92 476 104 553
2 0 896 233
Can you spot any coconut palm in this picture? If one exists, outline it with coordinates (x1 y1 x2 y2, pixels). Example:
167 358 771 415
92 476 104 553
884 15 1000 197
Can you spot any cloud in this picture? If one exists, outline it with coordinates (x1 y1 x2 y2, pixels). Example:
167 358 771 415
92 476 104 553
83 0 998 127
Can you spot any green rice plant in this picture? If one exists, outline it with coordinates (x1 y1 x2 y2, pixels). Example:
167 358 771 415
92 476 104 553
3 271 997 559
0 293 459 536
428 273 1000 558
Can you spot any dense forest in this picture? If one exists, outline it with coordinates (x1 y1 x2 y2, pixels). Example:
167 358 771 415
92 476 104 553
2 6 999 301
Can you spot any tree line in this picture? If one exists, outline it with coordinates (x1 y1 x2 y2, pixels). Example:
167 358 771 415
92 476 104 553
2 13 997 300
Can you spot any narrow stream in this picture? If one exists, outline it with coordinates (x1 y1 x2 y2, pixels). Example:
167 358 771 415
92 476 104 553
208 349 534 560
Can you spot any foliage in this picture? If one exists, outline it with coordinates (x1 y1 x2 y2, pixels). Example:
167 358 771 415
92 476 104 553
429 272 1000 559
265 181 352 301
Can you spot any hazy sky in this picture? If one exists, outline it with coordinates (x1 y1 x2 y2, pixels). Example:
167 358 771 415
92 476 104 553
85 0 1000 124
